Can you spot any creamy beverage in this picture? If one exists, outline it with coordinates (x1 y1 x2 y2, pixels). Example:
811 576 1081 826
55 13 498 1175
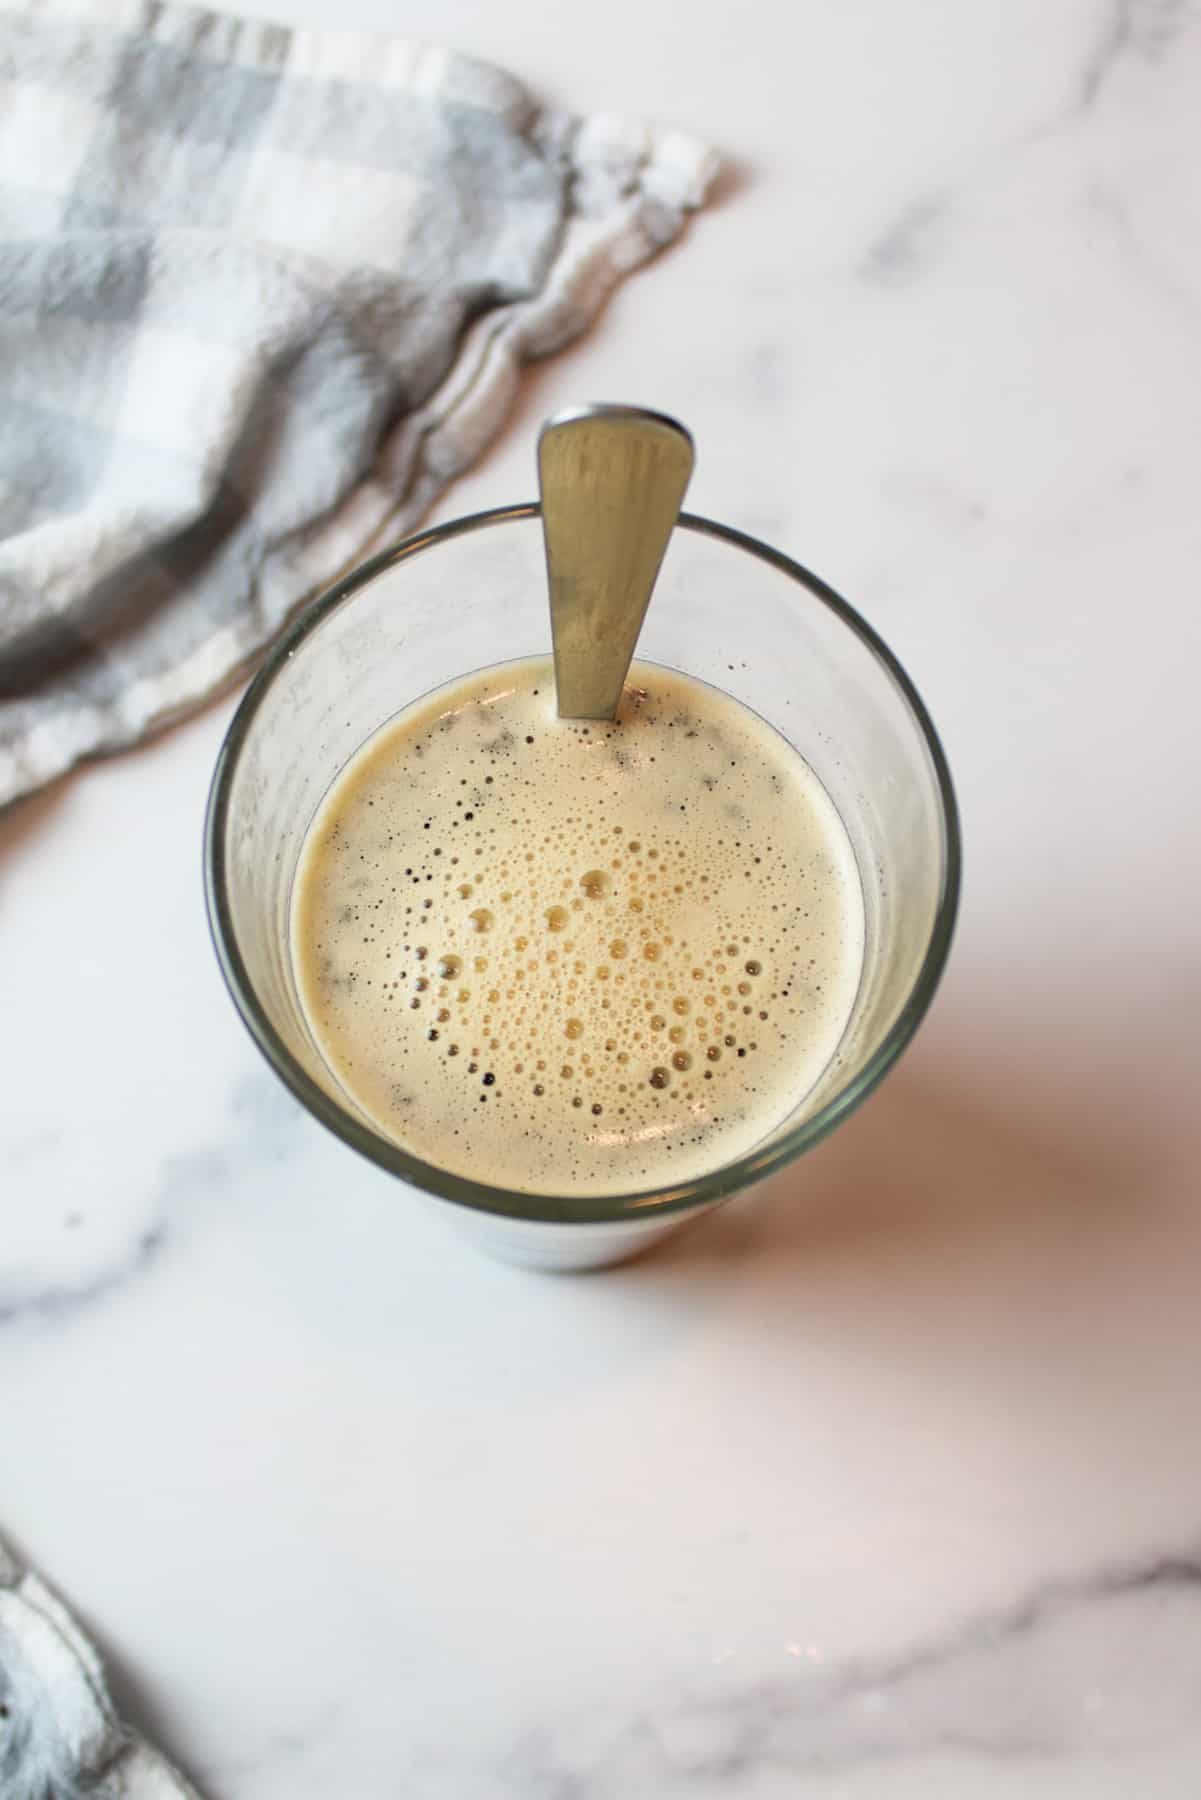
290 658 864 1196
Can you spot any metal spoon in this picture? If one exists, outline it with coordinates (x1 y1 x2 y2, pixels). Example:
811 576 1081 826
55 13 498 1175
538 404 694 719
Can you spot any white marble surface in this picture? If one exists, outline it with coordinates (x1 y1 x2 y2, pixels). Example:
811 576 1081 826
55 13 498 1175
4 0 1201 1792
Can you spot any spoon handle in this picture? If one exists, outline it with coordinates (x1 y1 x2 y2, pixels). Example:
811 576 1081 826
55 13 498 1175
539 405 694 720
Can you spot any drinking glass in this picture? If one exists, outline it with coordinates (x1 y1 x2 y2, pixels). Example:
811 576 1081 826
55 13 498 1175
205 507 959 1270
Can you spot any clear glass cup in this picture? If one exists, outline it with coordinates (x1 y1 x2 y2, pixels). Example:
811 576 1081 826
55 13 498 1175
204 507 959 1270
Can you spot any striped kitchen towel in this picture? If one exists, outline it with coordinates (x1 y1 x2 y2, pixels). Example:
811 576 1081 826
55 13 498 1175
0 0 717 807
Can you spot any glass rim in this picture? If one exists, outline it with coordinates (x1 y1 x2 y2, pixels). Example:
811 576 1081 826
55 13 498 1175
204 504 961 1226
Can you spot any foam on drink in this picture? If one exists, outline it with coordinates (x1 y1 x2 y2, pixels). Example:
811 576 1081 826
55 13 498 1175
290 658 864 1196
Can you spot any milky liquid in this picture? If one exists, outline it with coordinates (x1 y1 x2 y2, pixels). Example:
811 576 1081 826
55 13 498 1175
290 658 864 1197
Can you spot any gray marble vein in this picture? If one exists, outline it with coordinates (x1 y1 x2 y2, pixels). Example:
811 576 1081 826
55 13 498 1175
857 193 951 287
1084 179 1201 324
0 1223 167 1329
497 1552 1201 1794
0 1076 301 1329
1078 0 1193 110
1079 0 1138 110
